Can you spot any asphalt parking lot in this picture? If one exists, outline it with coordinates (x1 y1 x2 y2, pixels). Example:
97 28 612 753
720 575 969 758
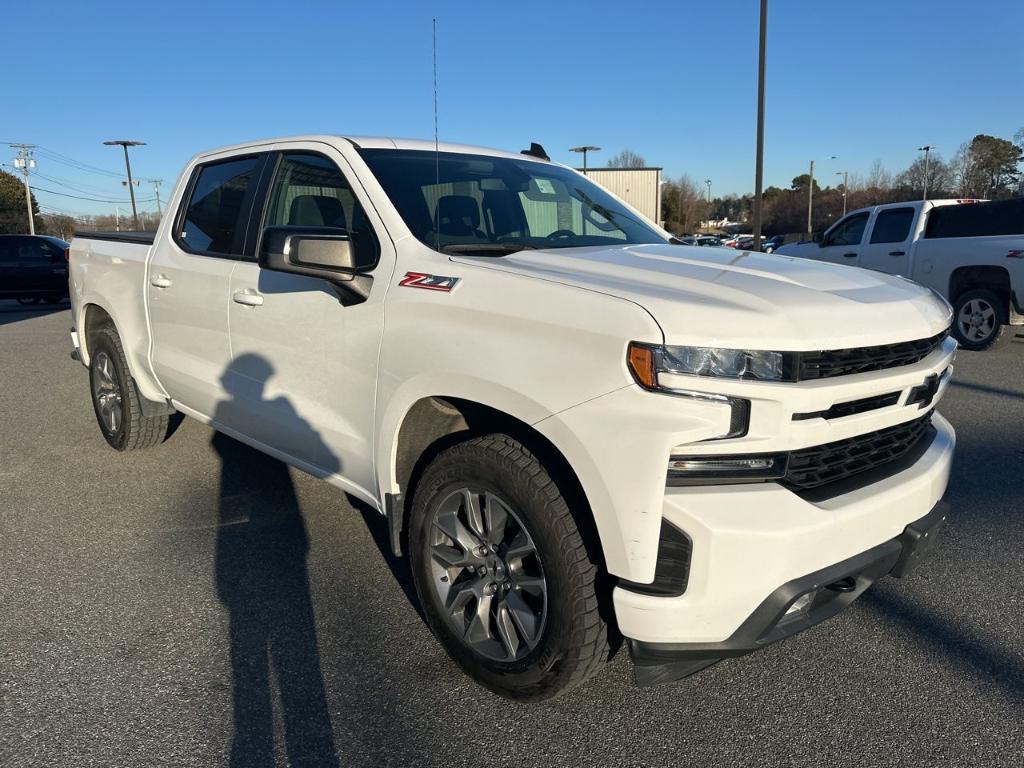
1 301 1022 767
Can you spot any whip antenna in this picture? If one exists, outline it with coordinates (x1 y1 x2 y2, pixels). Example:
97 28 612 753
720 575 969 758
433 18 440 251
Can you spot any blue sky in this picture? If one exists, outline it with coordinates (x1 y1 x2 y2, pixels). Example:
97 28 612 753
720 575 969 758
3 0 1022 217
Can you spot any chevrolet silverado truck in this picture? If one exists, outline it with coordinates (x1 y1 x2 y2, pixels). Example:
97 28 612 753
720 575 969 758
69 136 956 700
776 198 1024 351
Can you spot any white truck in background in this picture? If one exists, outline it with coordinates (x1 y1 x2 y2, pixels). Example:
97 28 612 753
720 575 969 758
69 135 955 700
776 198 1024 350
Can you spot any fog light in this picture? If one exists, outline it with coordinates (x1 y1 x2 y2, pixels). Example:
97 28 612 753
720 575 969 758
784 590 817 617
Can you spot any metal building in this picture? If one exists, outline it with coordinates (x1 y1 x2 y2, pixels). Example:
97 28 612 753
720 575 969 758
576 167 663 226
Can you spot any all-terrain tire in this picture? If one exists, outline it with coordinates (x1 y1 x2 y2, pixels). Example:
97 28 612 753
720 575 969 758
409 434 610 701
88 325 170 450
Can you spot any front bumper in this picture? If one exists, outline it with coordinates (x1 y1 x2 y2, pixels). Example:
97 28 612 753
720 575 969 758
628 500 948 685
612 410 953 665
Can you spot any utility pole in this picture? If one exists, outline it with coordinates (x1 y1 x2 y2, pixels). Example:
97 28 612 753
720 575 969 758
569 145 600 175
115 207 121 232
836 170 849 216
806 159 815 236
150 179 164 216
918 145 934 200
10 144 37 235
750 0 768 253
104 140 145 228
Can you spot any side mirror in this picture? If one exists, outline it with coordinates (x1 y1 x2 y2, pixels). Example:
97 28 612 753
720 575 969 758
259 226 356 281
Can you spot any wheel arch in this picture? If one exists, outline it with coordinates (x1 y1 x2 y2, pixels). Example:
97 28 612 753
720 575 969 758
948 265 1011 307
383 394 610 576
80 300 168 405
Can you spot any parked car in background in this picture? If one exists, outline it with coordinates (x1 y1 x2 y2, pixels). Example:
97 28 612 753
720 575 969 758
69 135 955 700
776 198 1024 350
694 235 722 247
762 235 785 253
0 235 71 305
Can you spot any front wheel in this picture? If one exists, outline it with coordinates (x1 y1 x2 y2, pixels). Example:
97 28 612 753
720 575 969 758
409 434 610 700
17 297 40 306
952 288 1013 351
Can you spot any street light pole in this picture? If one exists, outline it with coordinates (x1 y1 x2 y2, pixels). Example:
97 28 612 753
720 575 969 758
806 159 815 236
917 145 934 200
104 140 146 229
836 170 848 216
569 145 601 175
750 0 768 253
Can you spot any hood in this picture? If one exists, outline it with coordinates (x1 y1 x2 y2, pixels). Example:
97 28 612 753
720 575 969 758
452 244 951 350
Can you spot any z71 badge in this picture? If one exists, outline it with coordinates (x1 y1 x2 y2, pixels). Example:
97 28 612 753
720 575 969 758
398 272 461 292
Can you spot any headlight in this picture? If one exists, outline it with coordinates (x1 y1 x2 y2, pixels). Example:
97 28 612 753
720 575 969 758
628 342 794 386
626 342 754 439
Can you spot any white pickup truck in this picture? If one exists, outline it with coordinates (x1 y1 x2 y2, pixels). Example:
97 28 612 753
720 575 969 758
776 198 1024 350
69 135 955 700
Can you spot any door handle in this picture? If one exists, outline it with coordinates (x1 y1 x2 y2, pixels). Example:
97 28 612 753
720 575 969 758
150 274 172 288
232 289 264 307
842 252 857 258
888 250 906 256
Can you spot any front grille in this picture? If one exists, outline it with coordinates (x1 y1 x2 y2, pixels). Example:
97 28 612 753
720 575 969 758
796 331 947 381
783 413 933 491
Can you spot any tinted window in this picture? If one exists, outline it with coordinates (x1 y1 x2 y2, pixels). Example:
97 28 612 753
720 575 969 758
925 198 1024 239
359 149 663 253
870 208 914 244
826 212 869 246
264 153 379 269
15 237 61 263
179 157 260 255
0 237 19 265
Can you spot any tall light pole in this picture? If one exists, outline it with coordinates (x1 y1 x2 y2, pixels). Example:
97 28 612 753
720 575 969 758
10 143 37 235
104 140 145 229
750 0 768 252
569 145 601 174
806 159 814 236
917 145 934 200
835 170 849 216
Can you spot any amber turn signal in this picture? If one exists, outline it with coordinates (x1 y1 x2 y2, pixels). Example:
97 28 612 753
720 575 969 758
627 342 657 389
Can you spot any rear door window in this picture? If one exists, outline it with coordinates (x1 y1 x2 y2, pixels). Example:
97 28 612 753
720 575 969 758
178 157 261 256
869 208 915 244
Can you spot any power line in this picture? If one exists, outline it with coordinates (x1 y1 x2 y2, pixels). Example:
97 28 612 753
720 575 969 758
30 184 159 204
34 146 124 178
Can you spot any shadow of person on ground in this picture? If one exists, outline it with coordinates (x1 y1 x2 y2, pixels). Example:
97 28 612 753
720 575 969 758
213 354 341 768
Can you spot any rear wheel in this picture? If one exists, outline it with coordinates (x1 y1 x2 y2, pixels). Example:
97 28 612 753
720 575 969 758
952 288 1013 351
88 325 170 450
16 297 40 306
409 434 609 700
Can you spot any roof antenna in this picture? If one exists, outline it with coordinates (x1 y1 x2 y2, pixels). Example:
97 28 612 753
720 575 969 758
433 17 441 252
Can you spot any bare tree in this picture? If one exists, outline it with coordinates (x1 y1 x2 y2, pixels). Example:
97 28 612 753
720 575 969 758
895 153 954 198
606 149 647 169
661 174 708 233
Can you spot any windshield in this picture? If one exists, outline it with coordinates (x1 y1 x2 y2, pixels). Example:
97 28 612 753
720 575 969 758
358 149 666 254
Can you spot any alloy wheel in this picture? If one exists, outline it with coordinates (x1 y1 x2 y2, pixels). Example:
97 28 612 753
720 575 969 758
957 298 996 342
92 352 123 433
426 487 547 662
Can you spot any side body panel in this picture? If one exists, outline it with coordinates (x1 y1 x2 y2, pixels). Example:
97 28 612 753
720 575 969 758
910 235 1024 316
69 237 166 402
224 139 398 503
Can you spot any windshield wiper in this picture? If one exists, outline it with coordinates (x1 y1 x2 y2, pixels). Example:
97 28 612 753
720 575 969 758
440 243 535 256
